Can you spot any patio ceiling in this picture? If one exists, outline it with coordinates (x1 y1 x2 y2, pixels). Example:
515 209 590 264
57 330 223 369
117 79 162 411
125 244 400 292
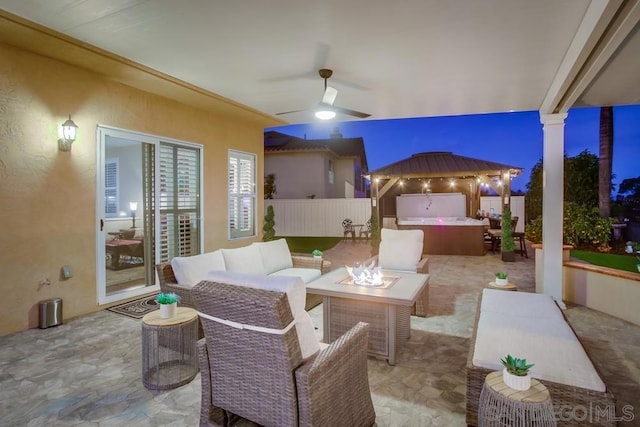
0 1 639 124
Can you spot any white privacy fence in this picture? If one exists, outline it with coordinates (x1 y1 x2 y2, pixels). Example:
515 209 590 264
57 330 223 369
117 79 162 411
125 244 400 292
265 199 373 237
265 196 525 236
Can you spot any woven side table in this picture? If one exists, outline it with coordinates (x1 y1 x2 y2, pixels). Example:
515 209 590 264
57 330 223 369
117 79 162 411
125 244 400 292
479 371 556 426
142 307 199 390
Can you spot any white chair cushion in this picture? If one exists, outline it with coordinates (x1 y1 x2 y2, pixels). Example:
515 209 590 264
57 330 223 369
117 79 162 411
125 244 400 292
222 245 266 275
378 239 423 272
381 228 423 243
170 250 226 287
204 271 320 359
254 239 293 274
269 267 322 284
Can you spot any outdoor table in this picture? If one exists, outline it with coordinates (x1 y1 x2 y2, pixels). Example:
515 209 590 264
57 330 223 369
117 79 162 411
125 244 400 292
141 307 199 390
478 371 556 426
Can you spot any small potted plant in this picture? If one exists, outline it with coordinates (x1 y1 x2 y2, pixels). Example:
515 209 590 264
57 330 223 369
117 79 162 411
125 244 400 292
495 272 508 286
501 354 534 391
156 292 180 319
312 249 323 259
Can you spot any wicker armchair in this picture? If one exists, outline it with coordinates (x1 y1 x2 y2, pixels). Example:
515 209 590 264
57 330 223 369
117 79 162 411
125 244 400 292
192 280 376 427
155 255 323 309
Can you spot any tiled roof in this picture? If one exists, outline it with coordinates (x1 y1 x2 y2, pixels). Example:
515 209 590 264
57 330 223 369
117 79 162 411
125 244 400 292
368 152 522 178
264 131 368 171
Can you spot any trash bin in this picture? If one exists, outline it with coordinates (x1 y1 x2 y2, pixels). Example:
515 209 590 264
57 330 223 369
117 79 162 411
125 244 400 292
39 298 63 329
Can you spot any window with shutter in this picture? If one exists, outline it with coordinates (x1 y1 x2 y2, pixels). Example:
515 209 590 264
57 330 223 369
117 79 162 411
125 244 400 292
159 143 201 261
228 150 256 239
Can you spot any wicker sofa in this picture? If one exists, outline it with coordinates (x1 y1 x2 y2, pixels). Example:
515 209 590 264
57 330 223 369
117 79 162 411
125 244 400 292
156 238 322 308
466 289 615 426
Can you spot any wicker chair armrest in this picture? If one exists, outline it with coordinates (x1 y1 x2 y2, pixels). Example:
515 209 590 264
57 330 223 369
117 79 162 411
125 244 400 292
416 256 429 273
295 322 375 426
163 282 194 308
291 255 323 270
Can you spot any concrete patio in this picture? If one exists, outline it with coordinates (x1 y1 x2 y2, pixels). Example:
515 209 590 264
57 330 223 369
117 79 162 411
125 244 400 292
0 240 638 426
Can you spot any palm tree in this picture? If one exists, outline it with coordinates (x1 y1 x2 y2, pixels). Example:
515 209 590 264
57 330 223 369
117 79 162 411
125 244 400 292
599 106 613 218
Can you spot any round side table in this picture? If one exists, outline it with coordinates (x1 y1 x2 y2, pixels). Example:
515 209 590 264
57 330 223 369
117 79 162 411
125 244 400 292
487 282 518 291
142 307 199 390
479 370 556 426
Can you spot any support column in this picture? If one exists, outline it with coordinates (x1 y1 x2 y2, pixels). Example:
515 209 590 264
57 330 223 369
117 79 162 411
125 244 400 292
540 113 568 308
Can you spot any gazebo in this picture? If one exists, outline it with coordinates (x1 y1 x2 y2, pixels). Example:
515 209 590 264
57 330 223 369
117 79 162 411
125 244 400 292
368 152 523 220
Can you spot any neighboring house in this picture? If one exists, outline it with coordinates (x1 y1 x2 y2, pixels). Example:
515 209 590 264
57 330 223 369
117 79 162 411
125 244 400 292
264 130 369 199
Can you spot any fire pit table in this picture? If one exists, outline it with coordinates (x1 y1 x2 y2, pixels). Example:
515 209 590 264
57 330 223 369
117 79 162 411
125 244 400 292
306 267 429 365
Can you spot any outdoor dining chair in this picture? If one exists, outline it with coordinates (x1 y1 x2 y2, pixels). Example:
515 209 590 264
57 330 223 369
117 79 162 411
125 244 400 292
342 218 356 241
359 219 372 240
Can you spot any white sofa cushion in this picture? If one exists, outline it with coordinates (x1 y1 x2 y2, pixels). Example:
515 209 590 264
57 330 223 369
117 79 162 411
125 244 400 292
204 271 320 359
270 267 322 284
255 239 293 275
222 245 266 275
170 250 226 287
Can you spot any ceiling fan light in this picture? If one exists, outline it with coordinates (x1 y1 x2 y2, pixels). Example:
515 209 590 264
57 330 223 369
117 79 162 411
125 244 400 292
315 109 336 120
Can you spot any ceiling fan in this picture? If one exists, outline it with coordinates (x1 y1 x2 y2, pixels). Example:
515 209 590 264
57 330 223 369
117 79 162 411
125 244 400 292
276 69 371 120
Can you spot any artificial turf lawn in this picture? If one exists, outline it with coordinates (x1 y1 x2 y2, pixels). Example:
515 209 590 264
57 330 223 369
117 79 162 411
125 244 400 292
570 250 640 273
280 237 343 254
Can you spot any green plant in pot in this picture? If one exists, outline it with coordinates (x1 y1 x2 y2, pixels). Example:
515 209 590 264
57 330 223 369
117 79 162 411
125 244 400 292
501 354 534 390
495 271 508 286
312 249 323 259
501 206 516 262
156 292 180 319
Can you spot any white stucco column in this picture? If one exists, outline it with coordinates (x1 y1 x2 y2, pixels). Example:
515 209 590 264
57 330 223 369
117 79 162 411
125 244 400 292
540 113 568 308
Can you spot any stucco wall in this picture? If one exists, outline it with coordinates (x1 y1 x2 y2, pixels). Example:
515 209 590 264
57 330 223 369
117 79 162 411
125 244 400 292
0 43 266 335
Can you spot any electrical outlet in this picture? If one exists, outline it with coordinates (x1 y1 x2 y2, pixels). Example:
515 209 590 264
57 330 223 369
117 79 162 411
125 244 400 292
61 265 73 279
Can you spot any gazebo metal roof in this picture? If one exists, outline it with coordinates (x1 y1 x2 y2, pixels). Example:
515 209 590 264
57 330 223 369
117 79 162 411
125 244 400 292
368 152 522 179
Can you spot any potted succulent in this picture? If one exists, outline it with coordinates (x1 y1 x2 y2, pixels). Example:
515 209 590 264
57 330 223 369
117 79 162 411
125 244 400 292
501 354 534 391
495 272 508 286
312 249 323 259
156 292 180 319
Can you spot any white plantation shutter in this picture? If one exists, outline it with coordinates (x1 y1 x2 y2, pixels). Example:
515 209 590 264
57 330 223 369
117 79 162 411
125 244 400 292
105 159 118 216
229 150 256 239
159 143 201 261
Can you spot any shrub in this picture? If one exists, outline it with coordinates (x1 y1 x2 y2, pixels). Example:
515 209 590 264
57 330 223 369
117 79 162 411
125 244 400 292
501 206 516 252
525 203 613 248
263 205 276 241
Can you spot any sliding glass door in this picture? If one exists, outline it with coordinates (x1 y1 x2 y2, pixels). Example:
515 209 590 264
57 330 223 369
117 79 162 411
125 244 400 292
97 126 202 304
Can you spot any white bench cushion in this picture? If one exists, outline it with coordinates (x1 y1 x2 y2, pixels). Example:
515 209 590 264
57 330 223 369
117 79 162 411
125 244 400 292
480 288 565 320
204 271 320 359
378 229 423 272
254 239 293 275
473 292 606 392
170 250 226 287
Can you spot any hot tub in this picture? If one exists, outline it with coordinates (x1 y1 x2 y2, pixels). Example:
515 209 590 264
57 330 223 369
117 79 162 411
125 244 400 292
396 216 486 256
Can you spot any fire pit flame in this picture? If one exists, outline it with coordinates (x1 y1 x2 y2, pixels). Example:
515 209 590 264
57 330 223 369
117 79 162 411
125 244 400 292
346 261 384 287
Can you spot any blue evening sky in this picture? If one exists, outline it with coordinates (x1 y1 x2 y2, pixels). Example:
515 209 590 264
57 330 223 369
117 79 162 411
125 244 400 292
267 105 640 192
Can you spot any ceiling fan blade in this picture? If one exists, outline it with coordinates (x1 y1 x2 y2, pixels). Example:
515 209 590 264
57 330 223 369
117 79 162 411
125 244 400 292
322 86 338 106
332 106 371 118
275 108 309 115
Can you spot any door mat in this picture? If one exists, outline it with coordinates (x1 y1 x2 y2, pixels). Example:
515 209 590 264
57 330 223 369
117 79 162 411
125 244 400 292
107 295 159 319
